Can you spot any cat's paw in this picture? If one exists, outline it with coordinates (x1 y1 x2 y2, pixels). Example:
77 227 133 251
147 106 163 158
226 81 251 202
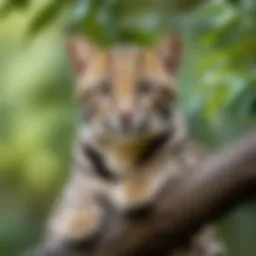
110 170 170 214
48 203 104 246
110 175 155 211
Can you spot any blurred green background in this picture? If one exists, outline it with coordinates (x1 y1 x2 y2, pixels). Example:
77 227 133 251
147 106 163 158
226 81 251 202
0 0 255 255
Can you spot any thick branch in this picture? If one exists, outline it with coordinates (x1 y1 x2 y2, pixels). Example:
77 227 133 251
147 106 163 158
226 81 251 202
93 128 256 256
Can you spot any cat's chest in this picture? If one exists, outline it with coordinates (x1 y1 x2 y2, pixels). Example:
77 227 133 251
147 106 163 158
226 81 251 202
104 152 138 176
103 145 181 177
82 139 191 211
101 138 173 177
106 153 181 211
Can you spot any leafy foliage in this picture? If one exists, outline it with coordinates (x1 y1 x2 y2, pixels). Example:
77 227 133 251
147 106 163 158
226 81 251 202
0 0 255 255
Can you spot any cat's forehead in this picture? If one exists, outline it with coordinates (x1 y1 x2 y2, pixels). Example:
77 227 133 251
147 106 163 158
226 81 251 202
88 46 165 77
79 45 172 92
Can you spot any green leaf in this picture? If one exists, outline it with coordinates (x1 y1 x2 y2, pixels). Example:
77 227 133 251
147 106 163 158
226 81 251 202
27 1 70 36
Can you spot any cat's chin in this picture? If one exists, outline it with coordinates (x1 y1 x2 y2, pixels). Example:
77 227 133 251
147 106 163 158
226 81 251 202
98 129 168 147
103 133 148 145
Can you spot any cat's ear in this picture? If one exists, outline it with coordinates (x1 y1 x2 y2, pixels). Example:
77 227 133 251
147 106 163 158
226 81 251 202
156 34 182 74
66 36 94 77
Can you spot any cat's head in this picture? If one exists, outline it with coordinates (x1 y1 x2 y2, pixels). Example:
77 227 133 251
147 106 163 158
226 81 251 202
66 35 182 144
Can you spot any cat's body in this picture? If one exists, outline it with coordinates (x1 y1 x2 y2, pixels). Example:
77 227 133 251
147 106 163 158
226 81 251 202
29 36 224 256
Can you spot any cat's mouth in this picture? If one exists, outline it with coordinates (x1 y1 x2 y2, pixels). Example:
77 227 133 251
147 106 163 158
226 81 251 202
92 115 171 143
101 121 170 146
104 117 148 136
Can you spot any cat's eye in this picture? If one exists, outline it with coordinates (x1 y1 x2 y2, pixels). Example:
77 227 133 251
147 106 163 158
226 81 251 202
137 80 154 95
97 80 112 96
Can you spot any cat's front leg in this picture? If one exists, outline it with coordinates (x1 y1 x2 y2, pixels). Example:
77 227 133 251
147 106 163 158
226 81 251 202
109 169 175 218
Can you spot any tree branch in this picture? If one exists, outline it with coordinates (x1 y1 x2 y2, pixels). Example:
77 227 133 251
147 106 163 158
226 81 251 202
30 128 256 256
92 128 256 256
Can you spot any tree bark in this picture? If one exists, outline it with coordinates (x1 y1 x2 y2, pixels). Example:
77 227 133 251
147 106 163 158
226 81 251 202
93 127 256 256
30 128 256 256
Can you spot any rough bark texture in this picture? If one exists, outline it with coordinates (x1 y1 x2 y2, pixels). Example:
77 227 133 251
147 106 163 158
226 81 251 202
30 127 256 256
93 127 256 256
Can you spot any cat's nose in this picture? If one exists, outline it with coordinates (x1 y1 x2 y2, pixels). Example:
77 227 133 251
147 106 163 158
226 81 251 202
118 100 134 130
120 111 132 125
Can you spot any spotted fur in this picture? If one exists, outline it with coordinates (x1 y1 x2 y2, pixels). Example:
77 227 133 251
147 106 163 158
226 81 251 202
34 35 225 256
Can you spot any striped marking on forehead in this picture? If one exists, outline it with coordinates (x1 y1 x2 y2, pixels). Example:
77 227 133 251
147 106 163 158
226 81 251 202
110 47 141 71
140 50 163 75
78 46 171 94
110 47 141 96
79 51 110 91
110 47 165 80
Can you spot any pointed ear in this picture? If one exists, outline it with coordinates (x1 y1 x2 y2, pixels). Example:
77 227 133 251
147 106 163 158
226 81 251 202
156 34 182 74
66 36 93 77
